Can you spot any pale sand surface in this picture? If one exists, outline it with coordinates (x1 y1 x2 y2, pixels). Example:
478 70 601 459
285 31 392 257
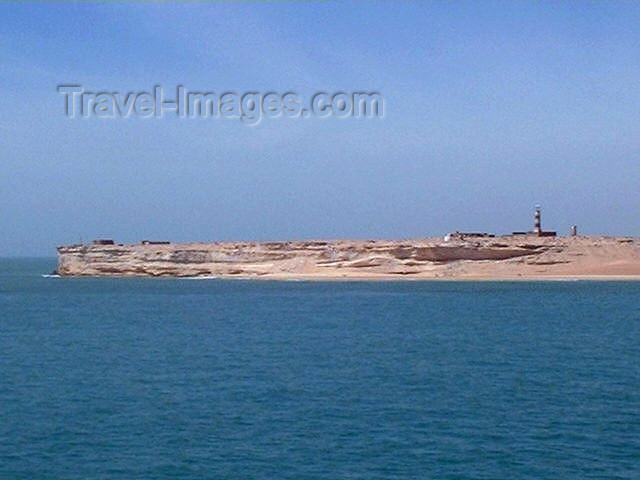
56 235 640 280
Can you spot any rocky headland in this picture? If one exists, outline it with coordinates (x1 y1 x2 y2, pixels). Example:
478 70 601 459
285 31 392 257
55 235 640 280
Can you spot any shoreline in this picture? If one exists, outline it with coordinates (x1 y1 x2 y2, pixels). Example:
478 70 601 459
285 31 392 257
47 273 640 282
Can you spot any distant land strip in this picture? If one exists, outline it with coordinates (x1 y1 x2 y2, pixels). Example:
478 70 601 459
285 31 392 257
55 235 640 280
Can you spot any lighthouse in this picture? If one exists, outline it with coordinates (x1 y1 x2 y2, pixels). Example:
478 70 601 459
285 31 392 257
511 205 556 237
534 205 542 235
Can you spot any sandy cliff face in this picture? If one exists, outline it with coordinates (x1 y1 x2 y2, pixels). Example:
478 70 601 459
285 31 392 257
56 236 640 279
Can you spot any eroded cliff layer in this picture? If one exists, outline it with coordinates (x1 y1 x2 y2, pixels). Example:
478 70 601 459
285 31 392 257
56 236 640 279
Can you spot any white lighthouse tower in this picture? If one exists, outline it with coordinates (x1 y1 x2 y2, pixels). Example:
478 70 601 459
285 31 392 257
533 204 542 235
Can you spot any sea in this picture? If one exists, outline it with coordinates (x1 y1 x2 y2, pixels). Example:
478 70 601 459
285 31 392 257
1 258 638 480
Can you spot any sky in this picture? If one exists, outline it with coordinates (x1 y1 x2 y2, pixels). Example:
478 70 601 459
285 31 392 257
1 1 639 256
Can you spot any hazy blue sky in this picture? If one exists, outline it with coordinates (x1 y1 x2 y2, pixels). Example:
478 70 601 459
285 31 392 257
1 2 639 256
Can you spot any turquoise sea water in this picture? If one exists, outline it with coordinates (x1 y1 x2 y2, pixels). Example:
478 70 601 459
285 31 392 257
1 258 639 479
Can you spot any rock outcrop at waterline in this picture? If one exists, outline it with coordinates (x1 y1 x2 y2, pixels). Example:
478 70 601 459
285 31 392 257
55 236 640 279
